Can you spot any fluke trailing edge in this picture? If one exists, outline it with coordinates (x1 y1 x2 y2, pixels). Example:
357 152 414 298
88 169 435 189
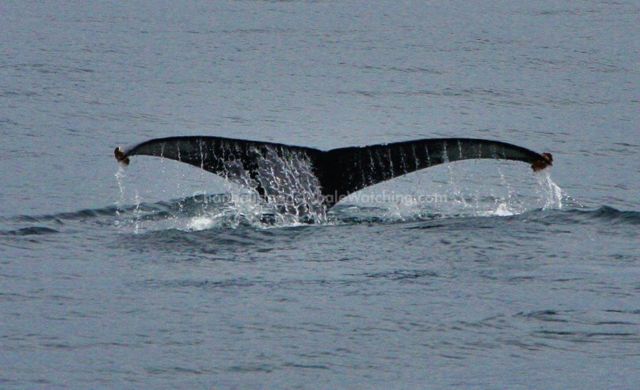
114 136 552 208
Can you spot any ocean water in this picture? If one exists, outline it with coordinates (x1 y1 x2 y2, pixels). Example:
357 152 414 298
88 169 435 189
1 1 639 388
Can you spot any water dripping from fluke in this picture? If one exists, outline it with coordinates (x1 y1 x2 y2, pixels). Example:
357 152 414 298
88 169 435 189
112 136 559 227
536 169 564 210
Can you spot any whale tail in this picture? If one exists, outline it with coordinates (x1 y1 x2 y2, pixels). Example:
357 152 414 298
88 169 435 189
115 136 552 208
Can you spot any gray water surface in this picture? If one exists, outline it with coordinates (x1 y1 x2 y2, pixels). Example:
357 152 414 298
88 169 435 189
1 1 639 388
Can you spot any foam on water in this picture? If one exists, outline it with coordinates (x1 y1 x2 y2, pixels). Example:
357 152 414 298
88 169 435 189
185 215 218 231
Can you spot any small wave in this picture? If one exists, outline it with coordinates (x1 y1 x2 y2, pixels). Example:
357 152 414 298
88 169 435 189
513 205 640 226
6 205 121 224
531 206 640 226
363 269 440 281
1 194 218 225
515 309 640 345
403 206 640 233
141 278 255 290
1 226 59 236
587 206 640 225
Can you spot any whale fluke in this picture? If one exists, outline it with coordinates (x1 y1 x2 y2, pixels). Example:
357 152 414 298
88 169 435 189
114 136 552 208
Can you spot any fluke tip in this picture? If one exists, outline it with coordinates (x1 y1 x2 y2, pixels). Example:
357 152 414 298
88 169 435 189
531 152 553 172
114 147 130 165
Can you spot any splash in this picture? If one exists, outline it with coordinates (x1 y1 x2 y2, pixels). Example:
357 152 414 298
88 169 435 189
491 202 518 216
482 166 527 217
113 143 568 230
367 162 566 220
132 190 142 234
208 146 328 226
186 215 216 231
536 170 563 210
113 145 330 232
251 147 327 224
114 166 127 224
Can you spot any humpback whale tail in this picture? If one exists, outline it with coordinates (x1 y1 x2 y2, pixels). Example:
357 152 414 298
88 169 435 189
114 136 552 209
